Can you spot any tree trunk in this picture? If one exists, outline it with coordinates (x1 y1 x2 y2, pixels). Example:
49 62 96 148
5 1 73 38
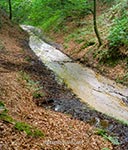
0 12 1 28
8 0 12 20
93 0 102 47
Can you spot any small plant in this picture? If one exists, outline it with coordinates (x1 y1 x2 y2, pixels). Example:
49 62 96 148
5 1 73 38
102 148 110 150
93 48 121 66
14 122 44 137
0 101 5 108
24 56 32 62
108 12 128 48
30 82 44 99
33 92 44 99
27 80 39 88
96 128 120 145
96 128 106 136
93 49 110 61
0 101 7 114
19 71 45 99
0 113 15 124
0 101 15 124
19 71 31 83
116 73 128 86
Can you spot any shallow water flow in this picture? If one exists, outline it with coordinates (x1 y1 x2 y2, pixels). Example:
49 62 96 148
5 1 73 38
21 25 128 123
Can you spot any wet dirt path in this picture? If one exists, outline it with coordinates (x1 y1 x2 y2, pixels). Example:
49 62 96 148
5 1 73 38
21 25 128 124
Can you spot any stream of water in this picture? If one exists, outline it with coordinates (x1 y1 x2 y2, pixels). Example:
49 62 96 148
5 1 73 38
21 25 128 124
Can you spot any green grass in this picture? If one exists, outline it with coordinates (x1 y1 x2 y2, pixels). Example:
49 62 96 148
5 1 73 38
15 122 44 137
0 112 15 124
0 101 15 124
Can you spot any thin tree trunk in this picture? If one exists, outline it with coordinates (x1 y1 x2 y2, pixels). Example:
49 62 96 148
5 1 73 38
8 0 12 20
93 0 102 47
0 11 1 28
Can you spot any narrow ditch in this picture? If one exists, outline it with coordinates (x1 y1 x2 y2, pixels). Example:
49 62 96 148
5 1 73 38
22 25 128 149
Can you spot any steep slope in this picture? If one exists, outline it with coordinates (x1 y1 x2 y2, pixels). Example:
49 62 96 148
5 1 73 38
48 1 128 86
0 10 113 150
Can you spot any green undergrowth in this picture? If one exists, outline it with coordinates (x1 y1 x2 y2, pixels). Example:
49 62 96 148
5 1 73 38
95 128 120 146
93 48 126 65
0 101 44 137
19 71 45 99
15 122 44 137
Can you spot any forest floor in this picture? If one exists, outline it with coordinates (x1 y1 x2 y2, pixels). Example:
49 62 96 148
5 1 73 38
0 13 128 150
0 12 114 150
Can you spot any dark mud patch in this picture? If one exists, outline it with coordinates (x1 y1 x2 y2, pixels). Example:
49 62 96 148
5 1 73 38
41 98 128 149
